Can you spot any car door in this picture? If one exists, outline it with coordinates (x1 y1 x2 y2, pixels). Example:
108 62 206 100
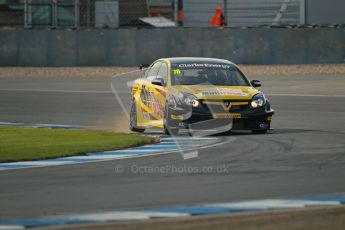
139 62 162 125
149 62 168 125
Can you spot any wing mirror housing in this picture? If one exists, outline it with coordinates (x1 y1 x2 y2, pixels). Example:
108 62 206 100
139 64 150 70
251 80 262 88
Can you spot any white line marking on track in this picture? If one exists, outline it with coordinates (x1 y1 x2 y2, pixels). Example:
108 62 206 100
268 93 345 98
0 89 112 94
0 225 25 230
0 122 81 129
0 161 76 166
62 155 134 160
162 137 219 141
62 211 190 222
95 149 170 153
205 199 340 209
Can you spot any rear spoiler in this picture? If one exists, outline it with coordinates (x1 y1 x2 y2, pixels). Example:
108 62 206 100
139 64 150 70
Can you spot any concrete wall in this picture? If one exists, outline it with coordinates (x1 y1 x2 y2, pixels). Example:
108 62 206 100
0 28 344 66
306 0 345 24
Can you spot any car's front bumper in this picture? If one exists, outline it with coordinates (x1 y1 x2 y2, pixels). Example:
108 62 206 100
167 101 274 131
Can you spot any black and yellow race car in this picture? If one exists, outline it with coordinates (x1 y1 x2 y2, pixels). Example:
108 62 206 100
130 57 274 135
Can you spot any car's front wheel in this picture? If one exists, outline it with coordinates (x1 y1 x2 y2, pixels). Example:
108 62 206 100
129 99 145 133
163 106 179 136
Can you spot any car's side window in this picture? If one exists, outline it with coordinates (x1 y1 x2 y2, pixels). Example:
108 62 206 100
146 62 161 81
157 62 168 86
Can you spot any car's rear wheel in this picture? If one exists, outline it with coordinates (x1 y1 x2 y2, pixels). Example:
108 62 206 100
163 106 179 136
129 99 145 133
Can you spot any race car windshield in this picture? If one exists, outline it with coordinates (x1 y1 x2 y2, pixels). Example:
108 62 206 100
171 64 250 86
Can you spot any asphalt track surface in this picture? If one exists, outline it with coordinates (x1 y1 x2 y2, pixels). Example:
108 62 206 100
0 71 345 219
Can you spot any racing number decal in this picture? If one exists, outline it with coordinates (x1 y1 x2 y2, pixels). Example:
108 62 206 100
173 69 181 75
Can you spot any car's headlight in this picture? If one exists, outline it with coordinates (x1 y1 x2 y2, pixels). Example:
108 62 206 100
179 93 200 107
250 92 266 108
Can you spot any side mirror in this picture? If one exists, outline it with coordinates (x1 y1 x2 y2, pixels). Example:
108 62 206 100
251 80 262 88
151 78 164 86
139 64 150 70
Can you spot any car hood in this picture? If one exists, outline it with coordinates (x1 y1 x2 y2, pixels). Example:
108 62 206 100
171 85 260 100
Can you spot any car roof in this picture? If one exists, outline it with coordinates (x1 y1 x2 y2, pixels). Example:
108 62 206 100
161 57 235 65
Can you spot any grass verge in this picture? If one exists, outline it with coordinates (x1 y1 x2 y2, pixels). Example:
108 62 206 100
0 126 156 163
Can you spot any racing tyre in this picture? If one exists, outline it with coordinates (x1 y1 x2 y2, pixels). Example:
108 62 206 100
164 125 179 136
129 99 145 133
164 106 179 136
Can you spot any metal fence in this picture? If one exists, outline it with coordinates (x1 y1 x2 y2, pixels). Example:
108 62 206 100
227 0 305 27
184 0 305 27
0 0 24 26
0 0 121 28
3 0 337 29
23 0 79 28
